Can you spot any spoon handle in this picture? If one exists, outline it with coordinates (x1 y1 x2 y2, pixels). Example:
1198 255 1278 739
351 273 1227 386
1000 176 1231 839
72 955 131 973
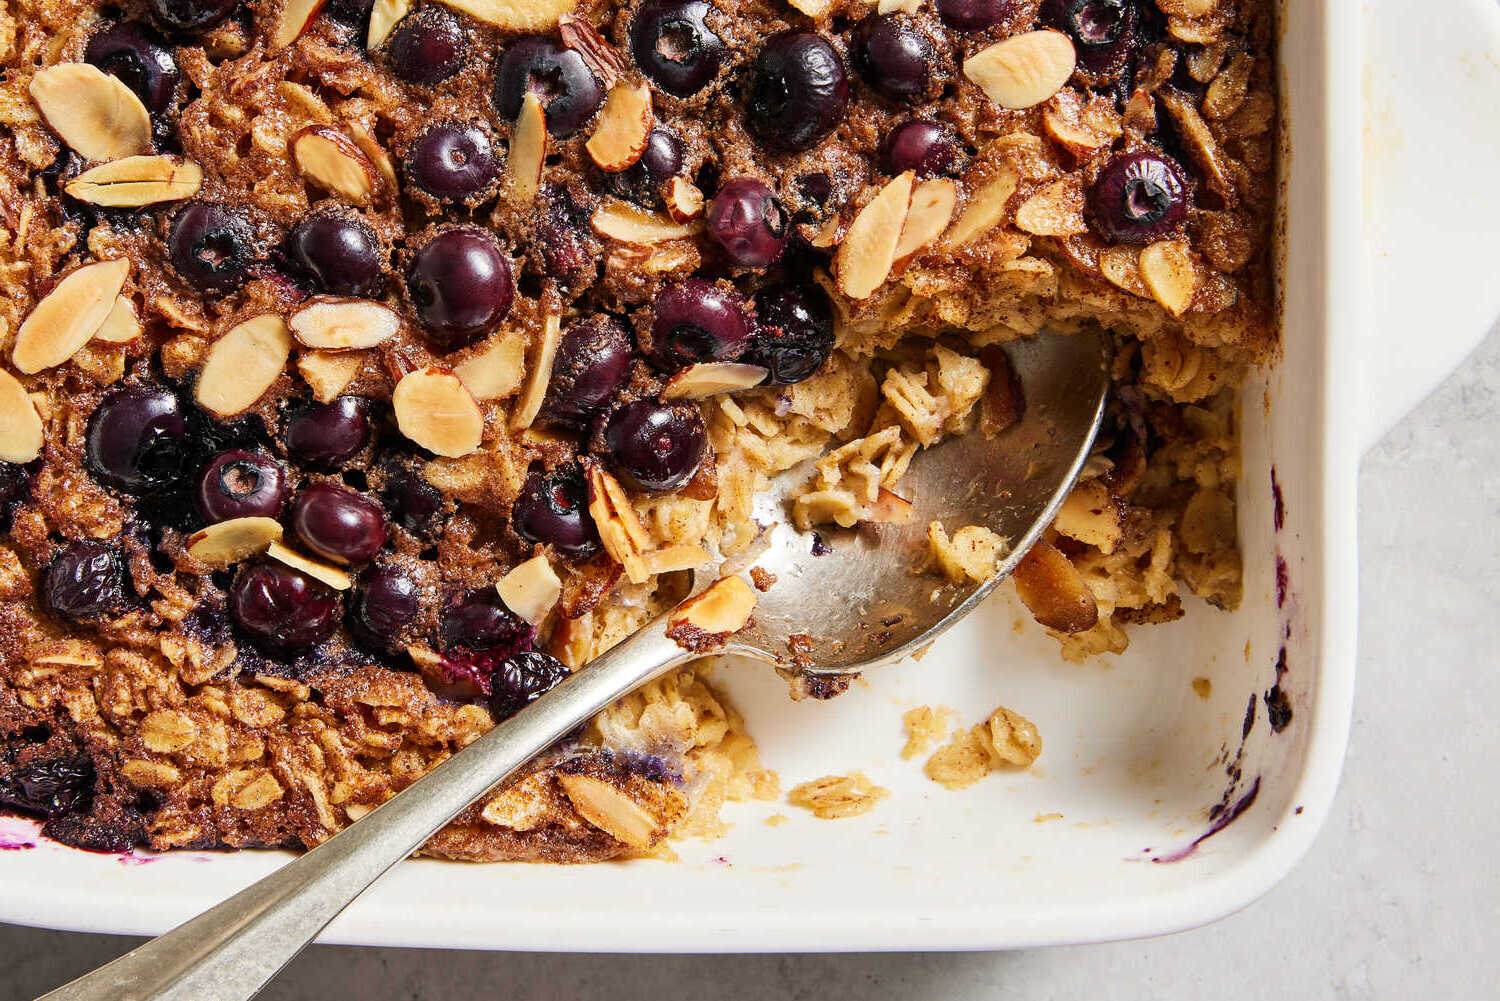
37 618 693 1001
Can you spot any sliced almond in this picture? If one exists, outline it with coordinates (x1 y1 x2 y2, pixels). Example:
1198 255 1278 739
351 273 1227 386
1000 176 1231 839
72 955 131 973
187 517 284 568
663 177 704 222
1158 0 1218 14
1014 176 1088 236
272 0 326 49
1138 240 1199 316
435 0 576 31
661 361 768 401
266 541 353 590
808 214 843 249
297 349 365 402
893 178 957 261
556 774 658 849
347 119 399 196
289 298 399 350
291 126 377 205
964 30 1077 110
585 82 653 173
505 93 546 206
788 0 834 13
586 464 651 585
393 367 484 457
28 64 151 162
669 575 757 636
196 314 293 417
454 330 526 400
942 168 1020 249
591 200 701 244
509 311 561 430
0 369 43 463
12 258 130 374
496 555 562 624
367 0 411 47
877 0 921 12
1099 245 1153 298
93 296 142 344
640 544 709 576
836 172 914 300
1011 539 1097 634
64 155 203 208
558 14 627 89
865 488 915 525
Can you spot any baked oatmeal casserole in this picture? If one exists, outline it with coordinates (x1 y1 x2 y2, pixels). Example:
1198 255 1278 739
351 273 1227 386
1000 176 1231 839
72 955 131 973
0 0 1276 861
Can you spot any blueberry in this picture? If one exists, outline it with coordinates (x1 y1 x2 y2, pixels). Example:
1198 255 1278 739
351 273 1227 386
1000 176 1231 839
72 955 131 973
195 449 287 522
647 279 752 371
0 462 33 527
380 462 446 537
532 182 598 293
291 482 387 565
441 588 532 653
350 564 419 650
325 0 376 30
147 0 237 35
489 650 569 719
706 178 787 269
601 399 707 493
42 541 127 622
405 121 500 203
606 127 684 207
84 384 188 494
168 202 259 296
1042 0 1137 76
0 753 95 818
406 228 514 351
629 0 725 98
283 396 372 470
879 119 965 177
1086 150 1190 244
540 315 633 428
745 31 849 152
385 6 468 85
493 37 605 138
230 560 341 653
935 0 1014 31
511 464 600 557
851 15 933 102
84 21 179 114
282 211 384 298
745 283 836 385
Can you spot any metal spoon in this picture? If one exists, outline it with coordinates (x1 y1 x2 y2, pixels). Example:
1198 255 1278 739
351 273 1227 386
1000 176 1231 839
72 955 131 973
38 329 1109 1001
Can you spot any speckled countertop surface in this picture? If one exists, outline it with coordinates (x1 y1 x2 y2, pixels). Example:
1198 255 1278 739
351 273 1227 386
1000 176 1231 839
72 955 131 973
3 329 1496 1001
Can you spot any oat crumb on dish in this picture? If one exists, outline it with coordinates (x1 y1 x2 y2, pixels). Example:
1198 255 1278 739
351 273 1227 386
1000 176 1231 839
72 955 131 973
900 703 955 760
923 704 1041 789
787 771 890 819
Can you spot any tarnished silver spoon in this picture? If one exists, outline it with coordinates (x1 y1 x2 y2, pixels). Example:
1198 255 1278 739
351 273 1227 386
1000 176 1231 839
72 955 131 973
38 329 1109 1001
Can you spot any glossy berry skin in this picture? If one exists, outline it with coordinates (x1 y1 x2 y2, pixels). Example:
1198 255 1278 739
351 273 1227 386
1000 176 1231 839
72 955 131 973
291 482 388 566
706 178 787 269
745 32 849 153
168 202 258 296
406 228 514 351
489 650 569 719
0 462 31 525
601 398 708 493
441 588 532 652
386 6 468 86
648 279 752 371
0 754 95 818
879 119 964 178
195 450 288 523
147 0 237 35
493 37 605 138
851 15 933 102
380 464 445 537
405 121 500 203
84 21 179 114
283 396 372 470
629 0 725 98
230 561 341 653
350 565 419 650
606 128 684 207
1042 0 1136 76
540 316 633 428
1086 151 1191 245
41 541 127 622
282 212 384 298
936 0 1013 31
511 464 600 557
745 283 836 385
85 385 187 494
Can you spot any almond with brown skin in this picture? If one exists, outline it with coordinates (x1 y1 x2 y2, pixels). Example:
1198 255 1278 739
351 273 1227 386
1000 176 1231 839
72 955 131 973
0 369 43 463
556 774 659 849
586 82 653 172
670 575 757 636
505 93 546 206
296 350 366 402
591 200 701 244
558 14 626 88
964 30 1077 110
196 314 292 417
12 258 130 374
836 172 914 300
65 155 203 207
509 311 561 430
393 367 484 457
272 0 327 49
28 64 151 162
1138 240 1199 316
1011 539 1098 634
663 177 704 222
893 178 957 261
586 463 651 585
436 0 576 31
186 517 284 568
291 126 378 205
289 298 400 350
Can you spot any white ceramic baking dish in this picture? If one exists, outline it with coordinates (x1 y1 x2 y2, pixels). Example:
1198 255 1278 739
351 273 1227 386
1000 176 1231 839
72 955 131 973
1 0 1496 952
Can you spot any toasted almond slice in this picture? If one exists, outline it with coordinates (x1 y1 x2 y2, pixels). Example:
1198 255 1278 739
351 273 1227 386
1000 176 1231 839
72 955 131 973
93 295 142 344
28 64 151 162
1099 245 1153 298
1159 0 1218 14
558 14 627 88
591 200 701 244
1014 176 1088 236
454 330 526 400
12 258 130 374
266 541 353 590
505 93 546 206
496 555 561 624
437 0 576 31
787 0 834 14
894 178 957 261
187 517 284 568
1011 539 1097 634
557 774 658 849
586 464 650 584
347 119 399 196
272 0 326 49
808 214 843 248
0 369 43 463
942 168 1020 249
964 30 1076 110
367 0 411 47
640 544 710 576
296 349 365 402
877 0 921 11
585 82 653 172
670 575 757 636
64 155 203 208
1138 240 1199 316
277 80 335 124
393 367 484 457
661 361 768 400
289 298 400 350
836 172 914 300
865 488 915 525
510 311 561 430
196 314 293 416
291 126 377 205
663 177 704 222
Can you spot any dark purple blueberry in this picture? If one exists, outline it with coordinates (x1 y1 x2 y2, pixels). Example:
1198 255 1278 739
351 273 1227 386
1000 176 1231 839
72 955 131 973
936 0 1013 31
745 283 836 385
851 15 933 102
532 182 599 293
1087 150 1191 244
291 482 387 565
879 119 965 177
195 450 287 522
380 463 445 536
84 21 179 114
0 462 32 508
0 753 95 818
493 37 605 138
706 178 787 269
84 384 188 494
350 565 419 650
441 588 533 653
230 560 341 652
282 212 384 298
540 315 633 428
283 396 372 470
606 127 684 206
745 31 849 152
42 541 127 621
385 6 468 85
489 650 569 719
1042 0 1136 76
147 0 237 35
405 121 500 202
647 279 752 371
168 202 259 295
325 0 376 29
629 0 725 98
511 464 600 557
406 228 514 351
601 399 707 493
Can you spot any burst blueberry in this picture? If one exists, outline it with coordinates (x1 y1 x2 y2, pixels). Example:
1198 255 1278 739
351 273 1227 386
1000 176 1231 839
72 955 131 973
1086 150 1190 244
745 31 849 152
706 178 787 269
630 0 726 98
42 541 127 622
745 283 836 385
493 37 605 138
195 450 287 522
511 464 600 557
168 202 259 296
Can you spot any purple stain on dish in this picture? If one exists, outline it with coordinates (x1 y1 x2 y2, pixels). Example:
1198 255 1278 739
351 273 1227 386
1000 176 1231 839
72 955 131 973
1275 553 1288 607
1150 777 1262 863
1241 693 1256 739
0 835 36 851
810 532 832 557
1264 685 1293 733
116 850 159 866
712 855 731 865
1270 467 1285 531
